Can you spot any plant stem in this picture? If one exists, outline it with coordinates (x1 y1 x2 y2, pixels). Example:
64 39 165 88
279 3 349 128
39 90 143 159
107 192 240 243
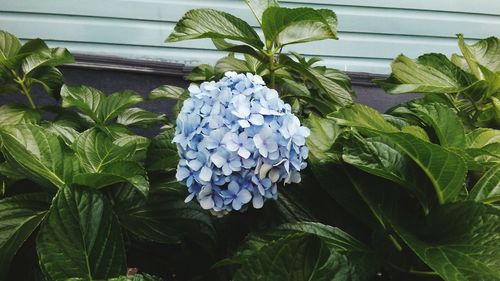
12 71 36 109
388 234 403 252
268 51 276 89
408 268 439 276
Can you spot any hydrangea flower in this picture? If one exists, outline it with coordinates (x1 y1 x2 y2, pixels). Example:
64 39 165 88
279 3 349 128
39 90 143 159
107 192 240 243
173 72 310 213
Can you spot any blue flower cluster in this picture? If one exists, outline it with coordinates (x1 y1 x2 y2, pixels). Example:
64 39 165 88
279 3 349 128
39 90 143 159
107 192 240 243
173 72 310 212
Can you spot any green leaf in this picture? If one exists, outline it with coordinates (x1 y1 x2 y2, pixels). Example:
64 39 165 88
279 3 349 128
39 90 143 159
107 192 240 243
61 84 103 122
262 7 337 47
61 85 143 124
469 164 500 203
73 160 149 196
185 64 218 82
329 103 399 133
234 234 350 281
116 108 166 128
148 85 187 101
145 129 178 171
467 128 500 148
0 193 51 278
304 113 341 162
410 102 466 148
379 132 467 204
229 222 378 281
42 121 79 146
73 128 135 173
73 129 148 195
0 104 40 125
342 135 430 211
0 30 21 60
166 8 264 48
26 66 65 98
375 53 474 94
391 202 500 281
214 53 267 75
22 47 74 75
401 125 430 141
0 124 71 189
456 34 500 79
113 180 216 249
329 103 467 203
244 0 279 25
281 55 353 106
37 186 126 280
212 38 264 60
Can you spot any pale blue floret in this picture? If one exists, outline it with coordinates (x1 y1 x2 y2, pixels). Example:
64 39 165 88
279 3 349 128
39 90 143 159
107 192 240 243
173 72 310 213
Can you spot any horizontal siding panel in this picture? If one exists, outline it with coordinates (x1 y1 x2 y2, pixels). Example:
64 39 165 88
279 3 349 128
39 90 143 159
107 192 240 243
1 0 498 74
0 13 471 59
284 0 500 15
2 1 498 39
43 40 393 74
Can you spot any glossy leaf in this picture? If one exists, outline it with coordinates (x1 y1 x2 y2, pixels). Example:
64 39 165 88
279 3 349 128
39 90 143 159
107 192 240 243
391 202 500 281
469 164 500 203
0 124 71 189
467 128 500 148
61 85 143 124
166 9 264 48
262 7 337 47
0 104 40 125
42 121 79 146
379 132 467 204
304 113 341 162
244 0 279 24
22 47 74 75
375 53 473 94
26 66 65 97
410 102 466 148
229 222 378 281
0 193 51 278
116 108 166 128
342 135 430 211
281 55 353 106
0 30 21 60
37 186 126 280
145 129 178 171
112 180 216 249
73 129 148 195
148 85 187 101
455 34 500 78
73 128 135 173
73 160 149 196
329 103 399 133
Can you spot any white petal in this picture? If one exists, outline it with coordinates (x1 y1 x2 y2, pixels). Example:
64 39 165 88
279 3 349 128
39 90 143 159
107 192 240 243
200 197 214 209
259 163 273 180
188 160 203 171
252 195 264 209
253 134 263 148
184 193 195 203
176 167 190 181
228 181 240 194
237 189 252 204
249 114 264 125
199 166 213 182
211 152 226 168
269 168 280 183
238 147 251 159
238 119 251 128
232 199 242 210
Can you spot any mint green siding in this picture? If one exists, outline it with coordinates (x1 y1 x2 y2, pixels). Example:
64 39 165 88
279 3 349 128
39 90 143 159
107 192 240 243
1 0 499 74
